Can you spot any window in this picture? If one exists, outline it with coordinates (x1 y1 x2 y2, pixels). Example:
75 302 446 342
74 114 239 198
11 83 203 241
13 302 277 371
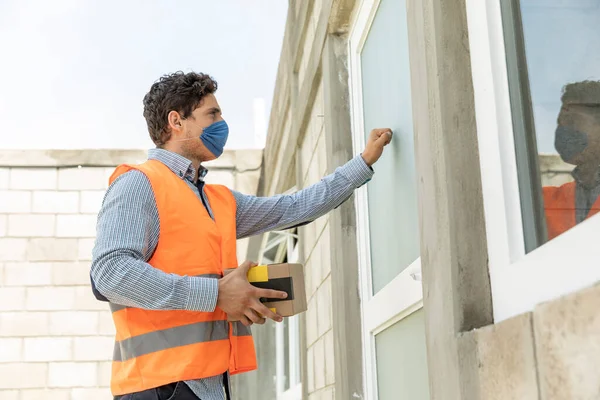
349 0 430 398
503 0 600 251
466 0 600 321
258 228 301 400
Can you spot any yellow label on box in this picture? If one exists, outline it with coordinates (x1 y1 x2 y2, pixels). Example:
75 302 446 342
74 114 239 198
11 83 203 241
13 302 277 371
258 308 277 318
247 265 269 282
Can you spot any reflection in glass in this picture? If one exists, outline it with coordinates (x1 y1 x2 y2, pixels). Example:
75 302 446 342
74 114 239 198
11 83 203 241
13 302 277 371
544 81 600 240
508 0 600 245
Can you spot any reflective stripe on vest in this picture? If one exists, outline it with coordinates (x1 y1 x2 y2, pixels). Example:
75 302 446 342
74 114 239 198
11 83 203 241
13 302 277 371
113 320 230 362
106 160 257 396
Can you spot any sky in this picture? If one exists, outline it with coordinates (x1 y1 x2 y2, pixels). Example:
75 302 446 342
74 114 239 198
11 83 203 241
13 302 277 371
521 1 600 154
0 0 288 150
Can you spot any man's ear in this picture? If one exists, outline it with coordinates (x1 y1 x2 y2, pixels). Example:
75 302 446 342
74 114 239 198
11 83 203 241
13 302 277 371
168 110 184 133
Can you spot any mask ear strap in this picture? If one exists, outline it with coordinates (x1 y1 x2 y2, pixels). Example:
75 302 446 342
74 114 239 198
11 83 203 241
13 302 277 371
171 119 206 142
172 137 198 143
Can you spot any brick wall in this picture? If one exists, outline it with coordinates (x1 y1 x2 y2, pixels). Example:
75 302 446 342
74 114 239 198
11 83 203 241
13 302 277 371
239 0 338 397
297 2 330 394
299 79 335 400
0 149 261 400
539 153 574 187
0 163 122 400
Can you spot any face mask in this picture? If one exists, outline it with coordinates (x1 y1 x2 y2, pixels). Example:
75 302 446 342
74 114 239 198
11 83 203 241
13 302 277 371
555 125 588 162
199 120 229 158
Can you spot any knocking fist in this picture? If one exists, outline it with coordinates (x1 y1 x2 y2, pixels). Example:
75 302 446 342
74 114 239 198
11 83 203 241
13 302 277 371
361 128 393 166
217 260 288 326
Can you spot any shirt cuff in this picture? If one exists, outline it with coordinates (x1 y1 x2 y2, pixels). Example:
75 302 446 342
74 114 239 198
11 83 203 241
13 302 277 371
342 154 375 187
186 277 219 312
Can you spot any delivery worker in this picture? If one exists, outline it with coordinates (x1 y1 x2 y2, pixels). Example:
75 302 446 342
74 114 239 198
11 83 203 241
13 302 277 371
90 71 393 400
544 80 600 241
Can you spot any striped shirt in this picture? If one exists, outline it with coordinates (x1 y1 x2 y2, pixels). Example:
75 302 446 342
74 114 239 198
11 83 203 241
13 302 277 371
571 166 600 224
91 148 373 399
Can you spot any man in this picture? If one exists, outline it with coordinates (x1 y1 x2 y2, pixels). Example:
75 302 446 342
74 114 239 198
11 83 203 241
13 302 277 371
544 80 600 241
91 71 392 400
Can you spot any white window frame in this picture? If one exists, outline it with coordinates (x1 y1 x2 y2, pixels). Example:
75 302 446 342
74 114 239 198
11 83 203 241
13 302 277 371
465 0 600 322
258 211 302 400
348 0 424 398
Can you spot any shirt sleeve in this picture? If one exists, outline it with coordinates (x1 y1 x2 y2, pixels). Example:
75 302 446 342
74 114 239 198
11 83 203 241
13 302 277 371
90 170 218 312
233 154 374 239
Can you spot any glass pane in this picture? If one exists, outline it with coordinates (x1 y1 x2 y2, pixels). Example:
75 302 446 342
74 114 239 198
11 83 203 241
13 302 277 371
289 316 300 387
361 0 420 294
283 317 290 390
263 233 281 263
504 0 600 248
375 308 430 400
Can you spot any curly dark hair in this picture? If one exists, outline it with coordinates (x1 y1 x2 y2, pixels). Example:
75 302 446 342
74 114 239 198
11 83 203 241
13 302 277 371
561 80 600 107
143 71 218 147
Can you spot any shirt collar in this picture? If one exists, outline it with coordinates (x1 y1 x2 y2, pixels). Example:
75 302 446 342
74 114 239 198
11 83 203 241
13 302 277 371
147 148 208 181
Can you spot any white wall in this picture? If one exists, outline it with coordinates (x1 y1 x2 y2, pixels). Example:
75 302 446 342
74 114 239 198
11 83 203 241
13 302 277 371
0 164 121 400
0 149 261 399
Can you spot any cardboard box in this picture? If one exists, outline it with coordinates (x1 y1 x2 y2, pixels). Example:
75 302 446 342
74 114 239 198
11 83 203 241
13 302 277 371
223 263 306 320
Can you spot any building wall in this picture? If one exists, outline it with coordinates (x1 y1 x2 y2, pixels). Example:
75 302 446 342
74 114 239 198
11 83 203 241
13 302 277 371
245 0 600 399
234 0 346 398
539 154 575 187
461 154 586 400
242 0 600 399
404 0 600 398
465 279 600 400
0 149 262 400
298 79 336 400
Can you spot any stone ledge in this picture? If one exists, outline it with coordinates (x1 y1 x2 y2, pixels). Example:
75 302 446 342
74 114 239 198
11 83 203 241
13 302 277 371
203 149 263 172
0 149 263 171
464 312 540 400
0 150 148 168
534 282 600 400
538 153 574 173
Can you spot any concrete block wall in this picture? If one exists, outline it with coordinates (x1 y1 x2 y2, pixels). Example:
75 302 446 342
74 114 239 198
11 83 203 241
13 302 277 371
539 154 575 187
239 1 353 397
0 164 119 400
467 282 600 400
0 149 262 399
297 0 321 88
299 78 336 400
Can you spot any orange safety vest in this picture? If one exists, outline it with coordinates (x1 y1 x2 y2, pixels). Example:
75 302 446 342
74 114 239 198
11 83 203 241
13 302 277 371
543 181 600 241
107 159 257 396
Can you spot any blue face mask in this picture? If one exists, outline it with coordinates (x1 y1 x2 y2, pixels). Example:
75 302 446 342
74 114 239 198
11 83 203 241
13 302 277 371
555 125 588 162
200 120 229 158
